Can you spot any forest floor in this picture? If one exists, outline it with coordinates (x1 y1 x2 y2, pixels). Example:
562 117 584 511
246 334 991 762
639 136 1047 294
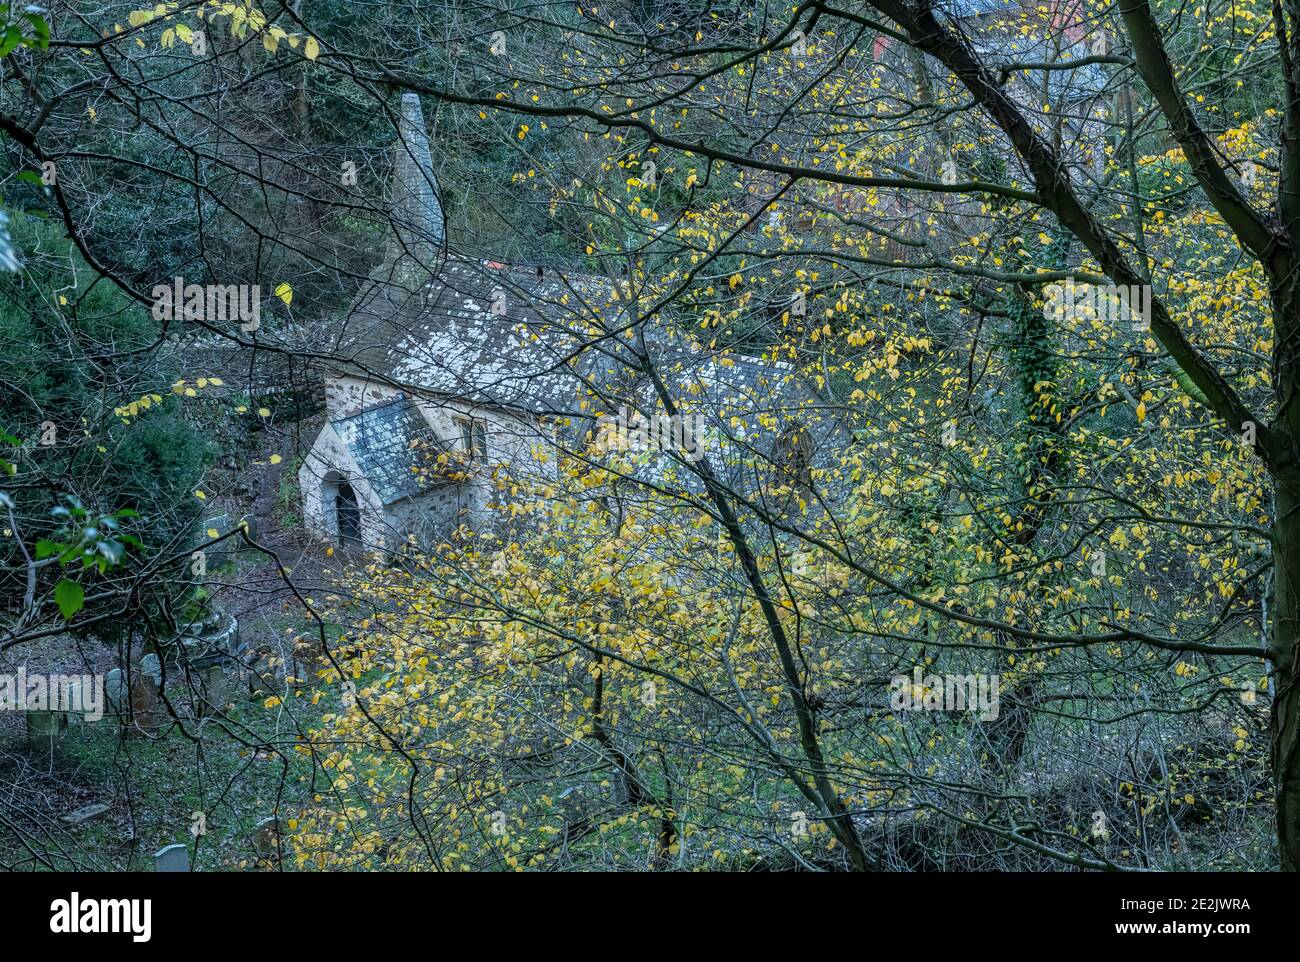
0 405 357 870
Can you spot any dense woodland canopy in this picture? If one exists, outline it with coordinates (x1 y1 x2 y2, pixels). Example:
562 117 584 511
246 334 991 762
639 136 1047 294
0 0 1294 872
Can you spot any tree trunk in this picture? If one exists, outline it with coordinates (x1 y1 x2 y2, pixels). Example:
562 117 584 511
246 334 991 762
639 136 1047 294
1270 277 1300 870
1271 468 1300 869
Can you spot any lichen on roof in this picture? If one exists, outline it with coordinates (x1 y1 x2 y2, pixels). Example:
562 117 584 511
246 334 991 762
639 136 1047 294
341 256 620 415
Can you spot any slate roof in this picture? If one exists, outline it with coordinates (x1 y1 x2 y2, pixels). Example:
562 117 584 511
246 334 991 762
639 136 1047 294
941 0 1022 15
580 322 803 420
584 330 832 485
337 256 622 416
330 395 449 504
335 253 826 430
939 1 1112 103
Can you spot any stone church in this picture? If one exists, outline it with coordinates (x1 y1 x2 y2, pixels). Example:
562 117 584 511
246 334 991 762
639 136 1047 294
299 94 833 554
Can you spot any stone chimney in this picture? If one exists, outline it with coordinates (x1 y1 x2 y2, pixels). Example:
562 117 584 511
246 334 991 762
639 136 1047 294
385 93 446 283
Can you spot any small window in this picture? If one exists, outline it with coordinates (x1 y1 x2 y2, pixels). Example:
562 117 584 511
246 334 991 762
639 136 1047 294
453 416 488 460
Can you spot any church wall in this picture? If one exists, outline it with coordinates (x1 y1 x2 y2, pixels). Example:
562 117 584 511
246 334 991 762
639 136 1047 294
298 423 388 553
383 484 469 549
316 374 563 553
414 399 561 530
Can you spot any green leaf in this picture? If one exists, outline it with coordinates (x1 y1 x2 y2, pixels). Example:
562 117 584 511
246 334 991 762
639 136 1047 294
23 14 50 49
0 27 23 58
54 578 84 619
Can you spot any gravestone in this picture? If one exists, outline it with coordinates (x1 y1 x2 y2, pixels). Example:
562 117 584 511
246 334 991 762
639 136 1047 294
200 513 232 564
253 816 279 859
104 668 127 714
129 673 160 735
131 654 164 733
190 660 229 719
140 653 162 687
27 710 66 754
62 803 111 826
154 843 189 872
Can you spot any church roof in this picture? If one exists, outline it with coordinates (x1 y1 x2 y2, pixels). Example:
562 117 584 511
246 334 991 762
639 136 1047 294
941 0 1023 15
330 395 448 504
338 255 621 416
337 255 819 430
937 1 1111 103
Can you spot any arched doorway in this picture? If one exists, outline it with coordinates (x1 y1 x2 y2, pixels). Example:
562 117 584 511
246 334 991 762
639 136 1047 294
335 480 361 546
